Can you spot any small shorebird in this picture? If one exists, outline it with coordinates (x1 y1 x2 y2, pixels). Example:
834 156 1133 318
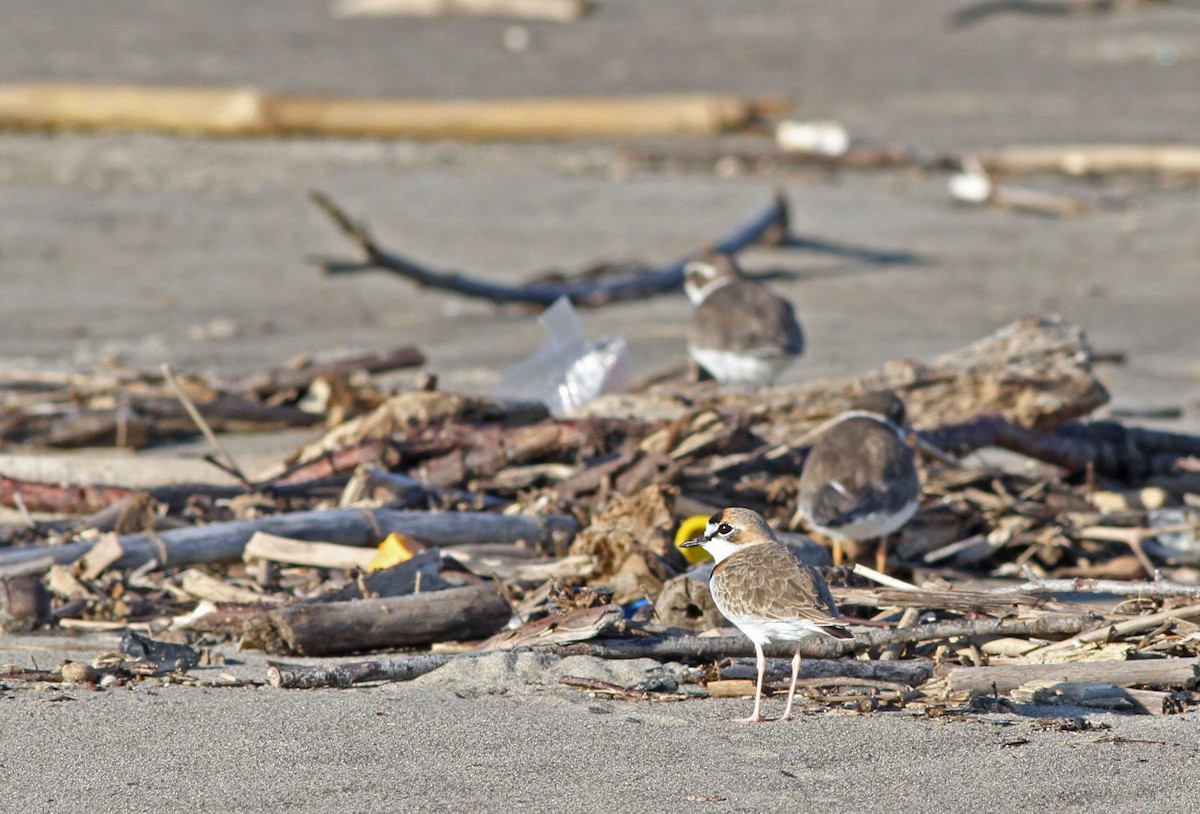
794 391 921 571
680 507 852 722
683 255 804 387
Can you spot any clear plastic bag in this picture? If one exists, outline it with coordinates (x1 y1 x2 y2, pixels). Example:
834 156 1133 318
493 297 632 416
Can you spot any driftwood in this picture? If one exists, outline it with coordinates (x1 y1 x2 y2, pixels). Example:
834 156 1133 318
0 83 784 139
267 654 454 688
242 531 376 571
543 616 1093 661
989 578 1200 600
312 549 449 602
0 509 578 573
241 584 511 656
312 191 790 307
586 316 1108 443
0 344 426 451
264 650 931 690
479 604 623 650
950 0 1164 29
945 657 1200 695
1009 680 1183 715
920 415 1200 479
332 0 592 21
977 144 1200 177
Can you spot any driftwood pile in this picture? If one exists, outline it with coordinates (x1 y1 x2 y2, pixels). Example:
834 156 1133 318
2 316 1200 717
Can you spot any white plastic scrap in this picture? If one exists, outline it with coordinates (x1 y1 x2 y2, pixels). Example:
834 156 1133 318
494 296 632 416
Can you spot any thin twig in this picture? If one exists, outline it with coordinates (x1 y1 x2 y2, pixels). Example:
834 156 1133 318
161 363 251 487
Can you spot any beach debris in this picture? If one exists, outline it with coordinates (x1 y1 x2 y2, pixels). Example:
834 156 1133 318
950 156 1088 216
494 297 632 416
0 318 1198 714
241 584 511 656
0 83 784 140
332 0 592 21
120 631 202 674
775 120 851 157
0 345 424 450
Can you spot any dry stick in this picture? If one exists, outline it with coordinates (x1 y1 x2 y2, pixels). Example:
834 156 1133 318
311 191 790 307
161 363 251 487
989 578 1200 601
851 563 920 590
1031 603 1200 654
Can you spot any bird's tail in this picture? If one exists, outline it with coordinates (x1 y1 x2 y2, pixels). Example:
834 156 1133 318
821 624 854 640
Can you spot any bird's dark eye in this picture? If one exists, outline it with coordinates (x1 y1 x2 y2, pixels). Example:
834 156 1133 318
717 523 733 535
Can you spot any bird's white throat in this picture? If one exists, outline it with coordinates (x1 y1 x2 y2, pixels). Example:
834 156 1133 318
700 537 745 564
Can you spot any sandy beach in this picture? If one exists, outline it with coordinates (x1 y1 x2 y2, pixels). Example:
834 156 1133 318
1 2 1199 810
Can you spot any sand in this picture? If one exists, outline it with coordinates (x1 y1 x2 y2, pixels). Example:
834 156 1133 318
1 1 1199 810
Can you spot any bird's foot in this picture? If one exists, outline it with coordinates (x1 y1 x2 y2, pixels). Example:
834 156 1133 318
738 713 777 723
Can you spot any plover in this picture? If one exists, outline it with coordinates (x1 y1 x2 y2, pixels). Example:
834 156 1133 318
680 507 852 723
683 254 803 387
794 390 921 571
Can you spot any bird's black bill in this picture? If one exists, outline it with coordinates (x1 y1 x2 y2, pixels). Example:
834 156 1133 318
679 536 706 548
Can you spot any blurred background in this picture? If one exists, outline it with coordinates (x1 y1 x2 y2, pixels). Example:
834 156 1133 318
1 0 1197 424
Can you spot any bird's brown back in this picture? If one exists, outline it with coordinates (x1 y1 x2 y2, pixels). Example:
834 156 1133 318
711 541 841 626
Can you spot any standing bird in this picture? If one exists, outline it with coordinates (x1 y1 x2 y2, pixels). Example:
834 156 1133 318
794 391 921 572
683 255 804 387
680 507 852 723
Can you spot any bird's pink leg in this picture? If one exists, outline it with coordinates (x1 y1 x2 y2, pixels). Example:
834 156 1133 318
740 642 770 722
781 645 802 721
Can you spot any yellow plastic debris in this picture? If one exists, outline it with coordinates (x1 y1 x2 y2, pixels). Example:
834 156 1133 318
367 532 418 572
674 514 713 564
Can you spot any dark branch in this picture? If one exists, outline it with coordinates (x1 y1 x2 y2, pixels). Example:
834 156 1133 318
310 190 790 307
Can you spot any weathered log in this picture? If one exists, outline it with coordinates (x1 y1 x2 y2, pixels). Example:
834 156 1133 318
267 654 454 688
945 657 1200 695
241 584 511 656
0 509 579 573
919 415 1200 479
1009 680 1183 715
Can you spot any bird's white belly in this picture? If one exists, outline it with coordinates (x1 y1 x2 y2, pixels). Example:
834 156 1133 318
720 611 830 646
805 498 919 541
689 345 792 385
